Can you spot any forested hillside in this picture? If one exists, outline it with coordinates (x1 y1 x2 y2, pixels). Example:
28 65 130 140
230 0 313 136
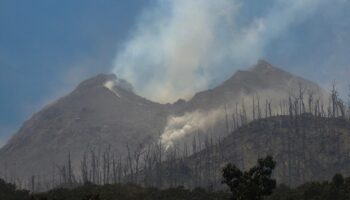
6 84 350 192
2 173 350 200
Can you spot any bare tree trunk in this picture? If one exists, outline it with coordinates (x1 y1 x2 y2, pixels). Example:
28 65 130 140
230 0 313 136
31 175 35 193
126 143 134 183
224 104 230 135
81 152 88 184
253 96 256 120
67 152 73 185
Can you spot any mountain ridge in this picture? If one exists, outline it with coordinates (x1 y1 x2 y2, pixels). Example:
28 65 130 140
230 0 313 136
184 114 350 187
0 60 329 185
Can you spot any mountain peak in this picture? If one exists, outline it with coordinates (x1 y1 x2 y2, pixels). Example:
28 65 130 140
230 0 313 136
77 74 117 90
250 59 276 72
0 59 327 183
76 73 133 92
225 60 280 84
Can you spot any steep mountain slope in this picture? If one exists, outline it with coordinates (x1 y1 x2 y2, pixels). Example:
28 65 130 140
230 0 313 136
160 60 327 147
0 60 328 184
185 60 324 111
0 74 169 179
182 115 350 187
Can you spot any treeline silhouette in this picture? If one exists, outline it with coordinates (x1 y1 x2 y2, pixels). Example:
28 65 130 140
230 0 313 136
2 163 350 200
1 84 350 192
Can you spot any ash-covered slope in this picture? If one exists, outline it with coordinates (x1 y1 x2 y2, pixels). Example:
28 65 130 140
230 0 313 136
181 115 350 187
0 74 169 179
0 60 328 182
161 60 326 147
185 60 324 111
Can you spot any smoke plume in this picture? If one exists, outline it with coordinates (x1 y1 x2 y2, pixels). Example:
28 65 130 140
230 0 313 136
161 109 225 149
112 0 327 103
112 0 332 148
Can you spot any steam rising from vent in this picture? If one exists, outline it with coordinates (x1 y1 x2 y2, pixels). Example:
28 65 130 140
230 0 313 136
104 80 121 98
161 109 225 149
112 0 327 103
160 86 328 148
104 80 115 91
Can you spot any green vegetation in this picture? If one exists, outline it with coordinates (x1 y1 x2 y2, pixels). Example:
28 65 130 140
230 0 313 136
33 184 230 200
222 156 276 200
1 174 350 200
268 173 350 200
0 178 30 200
2 157 350 200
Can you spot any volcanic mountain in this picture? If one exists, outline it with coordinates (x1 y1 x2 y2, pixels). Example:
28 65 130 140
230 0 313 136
0 74 169 179
180 115 350 188
160 60 326 148
0 60 327 182
184 60 324 111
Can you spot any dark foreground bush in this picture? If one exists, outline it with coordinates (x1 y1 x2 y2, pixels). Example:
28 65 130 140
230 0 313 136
2 173 350 200
267 174 350 200
33 183 230 200
0 178 30 200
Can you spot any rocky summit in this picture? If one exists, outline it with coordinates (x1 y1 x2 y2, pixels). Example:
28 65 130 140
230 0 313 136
0 60 329 185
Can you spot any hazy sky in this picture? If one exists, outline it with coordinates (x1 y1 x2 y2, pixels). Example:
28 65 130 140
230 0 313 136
0 0 349 146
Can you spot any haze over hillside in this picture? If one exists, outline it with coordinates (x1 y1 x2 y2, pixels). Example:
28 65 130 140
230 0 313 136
182 115 350 187
0 60 330 188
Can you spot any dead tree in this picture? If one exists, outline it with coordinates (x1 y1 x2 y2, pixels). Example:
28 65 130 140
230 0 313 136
51 164 56 189
257 95 262 119
288 96 293 118
240 101 248 125
265 100 269 118
338 100 346 119
102 145 111 184
224 104 230 135
235 102 240 126
57 165 66 185
298 83 306 114
133 143 144 184
67 152 73 185
314 98 320 116
81 152 89 184
90 149 99 184
126 144 134 183
308 90 314 114
31 175 35 193
192 135 197 155
252 96 256 120
330 82 343 118
143 144 153 186
155 140 164 187
329 83 346 118
279 100 283 116
232 113 237 130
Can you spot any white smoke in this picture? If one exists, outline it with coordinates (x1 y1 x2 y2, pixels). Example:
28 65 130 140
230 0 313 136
113 0 239 103
104 80 121 98
112 0 331 147
161 109 225 149
160 86 328 148
112 0 328 103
